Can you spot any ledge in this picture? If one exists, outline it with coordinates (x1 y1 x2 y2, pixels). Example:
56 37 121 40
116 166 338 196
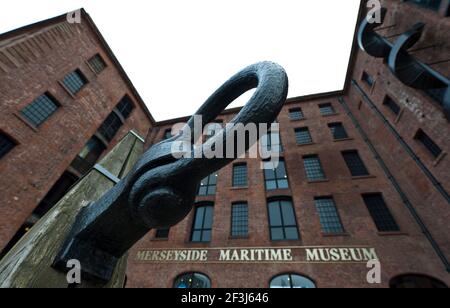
333 138 354 142
322 232 350 238
351 175 376 180
307 179 330 184
297 142 315 147
377 231 409 237
230 186 249 191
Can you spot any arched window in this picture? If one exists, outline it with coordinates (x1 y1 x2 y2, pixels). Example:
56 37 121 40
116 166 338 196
174 272 211 289
190 203 214 242
270 274 316 288
390 274 447 288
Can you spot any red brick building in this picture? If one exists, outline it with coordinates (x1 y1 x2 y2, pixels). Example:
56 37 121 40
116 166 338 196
1 0 449 288
0 10 154 256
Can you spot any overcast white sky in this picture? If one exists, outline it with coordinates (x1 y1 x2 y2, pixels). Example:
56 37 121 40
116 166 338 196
1 0 361 121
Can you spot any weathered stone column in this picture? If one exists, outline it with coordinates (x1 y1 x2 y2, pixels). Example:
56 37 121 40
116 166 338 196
0 131 145 288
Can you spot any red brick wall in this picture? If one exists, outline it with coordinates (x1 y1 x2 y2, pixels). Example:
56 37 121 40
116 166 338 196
0 19 152 251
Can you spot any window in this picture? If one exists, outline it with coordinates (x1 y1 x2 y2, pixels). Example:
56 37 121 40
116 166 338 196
328 122 349 140
342 150 370 177
415 129 442 158
116 95 134 119
20 93 59 127
314 197 344 234
62 69 87 94
155 228 170 239
363 194 400 232
303 155 326 181
270 274 316 288
383 96 401 115
98 112 123 142
261 128 283 153
164 129 173 140
71 136 106 175
198 172 218 196
263 159 289 190
88 54 107 74
289 108 305 120
0 133 16 159
390 274 447 289
174 273 211 288
404 0 442 11
232 164 248 187
362 71 374 87
231 202 249 237
191 203 214 242
295 127 313 145
319 103 336 116
268 198 299 241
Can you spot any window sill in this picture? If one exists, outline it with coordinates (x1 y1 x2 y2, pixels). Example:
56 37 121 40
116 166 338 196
229 235 250 240
230 186 248 191
297 142 315 147
377 231 408 237
307 179 329 184
333 138 353 142
290 118 306 122
322 232 350 238
351 175 376 180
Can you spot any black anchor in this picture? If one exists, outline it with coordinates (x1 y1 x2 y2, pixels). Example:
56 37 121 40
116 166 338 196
53 61 289 283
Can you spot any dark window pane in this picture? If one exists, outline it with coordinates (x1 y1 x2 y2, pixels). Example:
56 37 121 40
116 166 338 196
383 96 401 115
328 122 348 140
88 54 107 74
342 151 369 177
363 194 400 232
303 155 326 181
415 130 442 158
263 160 289 190
62 69 87 94
98 112 123 142
116 96 134 119
231 203 248 237
232 164 248 187
0 133 15 159
197 172 218 196
315 197 345 234
71 136 106 175
21 93 59 127
268 199 299 241
261 131 283 154
289 108 304 120
362 71 374 87
191 204 214 243
155 228 170 239
295 128 313 145
319 103 335 116
174 273 211 288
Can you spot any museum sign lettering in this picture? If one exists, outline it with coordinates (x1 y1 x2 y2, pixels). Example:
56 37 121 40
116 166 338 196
136 247 378 264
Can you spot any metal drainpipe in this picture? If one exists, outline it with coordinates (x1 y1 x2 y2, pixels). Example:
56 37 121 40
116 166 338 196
338 96 450 273
351 80 450 205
